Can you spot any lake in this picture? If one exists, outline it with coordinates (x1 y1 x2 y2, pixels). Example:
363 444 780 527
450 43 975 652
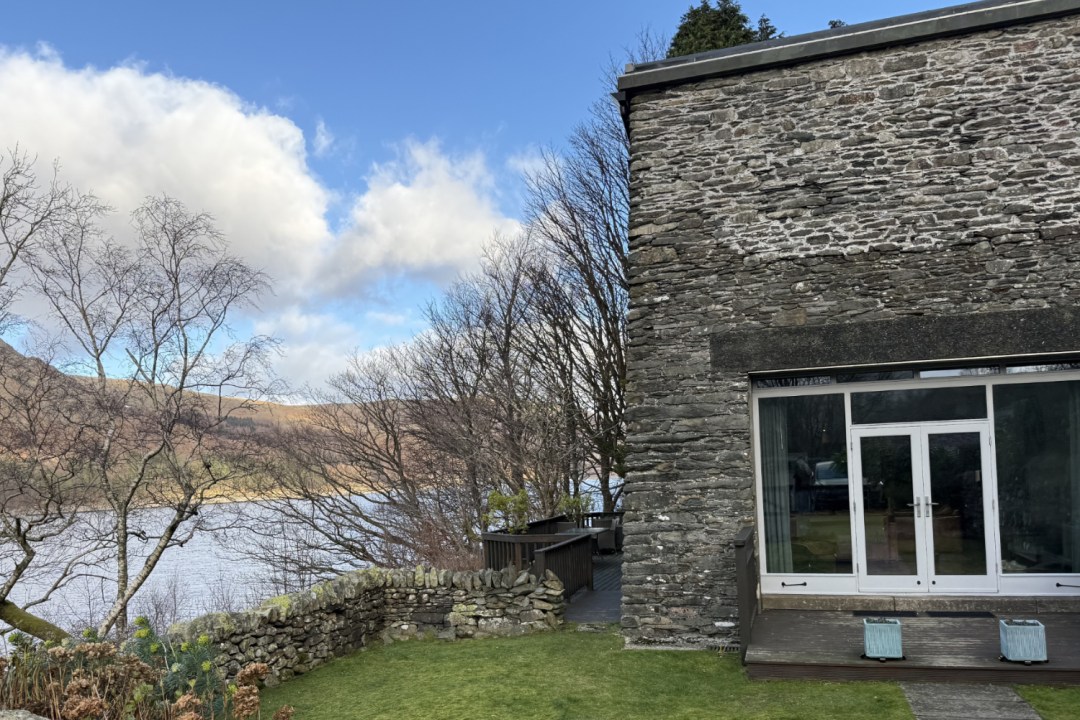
4 498 358 635
3 481 617 638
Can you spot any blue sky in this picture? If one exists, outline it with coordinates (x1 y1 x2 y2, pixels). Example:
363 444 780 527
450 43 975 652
0 0 947 390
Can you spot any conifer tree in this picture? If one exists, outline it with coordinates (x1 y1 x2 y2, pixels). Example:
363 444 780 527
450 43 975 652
667 0 779 58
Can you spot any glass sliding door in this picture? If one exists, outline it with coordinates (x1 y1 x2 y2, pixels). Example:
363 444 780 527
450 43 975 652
853 423 996 593
924 426 996 592
853 428 927 591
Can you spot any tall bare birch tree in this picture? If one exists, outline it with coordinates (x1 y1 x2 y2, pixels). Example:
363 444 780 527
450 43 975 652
31 195 275 638
524 101 630 512
0 150 107 640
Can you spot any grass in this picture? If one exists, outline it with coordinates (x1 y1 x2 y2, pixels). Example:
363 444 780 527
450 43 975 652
262 628 913 720
1016 685 1080 720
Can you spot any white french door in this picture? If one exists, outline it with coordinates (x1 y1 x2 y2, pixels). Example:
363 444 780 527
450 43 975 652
852 422 997 593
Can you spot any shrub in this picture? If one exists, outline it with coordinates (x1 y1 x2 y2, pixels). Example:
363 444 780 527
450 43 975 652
484 490 530 534
0 617 290 720
556 495 591 526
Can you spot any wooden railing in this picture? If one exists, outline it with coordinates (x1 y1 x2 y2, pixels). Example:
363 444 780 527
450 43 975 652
481 531 594 597
481 532 565 572
734 525 759 664
534 533 593 596
520 515 567 535
581 511 624 528
498 511 625 536
482 510 624 597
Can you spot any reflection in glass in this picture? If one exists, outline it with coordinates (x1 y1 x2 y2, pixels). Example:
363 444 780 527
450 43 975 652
852 386 987 424
927 433 986 576
919 367 998 378
860 435 917 576
995 380 1080 573
759 395 850 573
753 376 832 389
1005 363 1080 375
837 370 915 384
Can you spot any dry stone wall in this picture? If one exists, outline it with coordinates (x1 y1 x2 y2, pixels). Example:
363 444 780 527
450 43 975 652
622 14 1080 647
169 565 564 685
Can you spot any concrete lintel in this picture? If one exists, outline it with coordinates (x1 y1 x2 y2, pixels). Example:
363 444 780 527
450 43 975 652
711 307 1080 374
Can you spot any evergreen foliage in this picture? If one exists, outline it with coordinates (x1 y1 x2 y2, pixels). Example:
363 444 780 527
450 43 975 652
667 0 779 58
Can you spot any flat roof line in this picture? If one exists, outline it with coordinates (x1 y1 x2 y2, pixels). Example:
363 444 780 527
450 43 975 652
617 0 1080 95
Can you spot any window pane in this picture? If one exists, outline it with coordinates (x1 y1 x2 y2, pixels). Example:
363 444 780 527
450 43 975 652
1005 363 1080 375
920 367 998 378
753 376 832 389
995 380 1080 574
852 386 986 424
759 394 850 574
927 432 986 576
837 370 915 383
860 435 917 576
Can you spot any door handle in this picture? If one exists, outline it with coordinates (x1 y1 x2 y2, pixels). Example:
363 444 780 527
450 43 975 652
925 496 939 513
906 498 921 518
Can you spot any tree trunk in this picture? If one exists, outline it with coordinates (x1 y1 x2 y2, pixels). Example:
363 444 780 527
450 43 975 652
114 512 129 637
599 459 615 513
0 600 70 643
98 505 186 638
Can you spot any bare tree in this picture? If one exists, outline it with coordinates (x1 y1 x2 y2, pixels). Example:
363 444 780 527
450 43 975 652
242 347 484 577
252 239 583 579
0 341 100 641
524 104 630 512
521 36 666 512
0 150 109 641
407 240 578 522
29 195 276 638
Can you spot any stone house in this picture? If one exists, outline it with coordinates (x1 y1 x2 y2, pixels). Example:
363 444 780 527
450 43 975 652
616 0 1080 647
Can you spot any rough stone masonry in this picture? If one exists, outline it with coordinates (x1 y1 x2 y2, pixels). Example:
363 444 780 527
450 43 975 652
618 5 1080 647
170 565 564 685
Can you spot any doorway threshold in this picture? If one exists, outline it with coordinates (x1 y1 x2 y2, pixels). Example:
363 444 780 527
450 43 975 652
761 594 1080 613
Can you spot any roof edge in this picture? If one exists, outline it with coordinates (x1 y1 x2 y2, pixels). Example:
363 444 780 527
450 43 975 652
617 0 1080 95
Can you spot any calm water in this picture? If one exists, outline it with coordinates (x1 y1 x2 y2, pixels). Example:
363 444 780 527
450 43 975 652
4 482 617 636
5 499 350 634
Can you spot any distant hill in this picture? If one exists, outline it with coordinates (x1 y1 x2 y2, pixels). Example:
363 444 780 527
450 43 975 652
0 337 317 445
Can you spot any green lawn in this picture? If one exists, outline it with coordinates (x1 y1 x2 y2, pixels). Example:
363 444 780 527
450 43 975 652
1017 685 1080 720
262 628 913 720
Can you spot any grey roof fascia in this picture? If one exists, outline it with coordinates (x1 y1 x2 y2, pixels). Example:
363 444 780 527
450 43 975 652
617 0 1080 95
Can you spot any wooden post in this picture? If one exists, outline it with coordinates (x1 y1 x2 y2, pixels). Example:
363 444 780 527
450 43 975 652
734 525 759 664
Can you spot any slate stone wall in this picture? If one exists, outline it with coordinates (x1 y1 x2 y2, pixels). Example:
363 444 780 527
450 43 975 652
169 565 564 685
622 14 1080 646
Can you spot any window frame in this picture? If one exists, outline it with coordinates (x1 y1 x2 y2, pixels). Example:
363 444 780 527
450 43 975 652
752 365 1080 596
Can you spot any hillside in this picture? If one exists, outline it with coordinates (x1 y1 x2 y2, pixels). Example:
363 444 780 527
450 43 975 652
0 338 321 507
0 337 314 424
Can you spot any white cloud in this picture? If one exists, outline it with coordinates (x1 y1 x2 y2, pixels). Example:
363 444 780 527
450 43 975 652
365 310 410 326
323 139 522 294
0 47 523 386
313 118 334 158
506 146 548 179
254 308 364 393
0 46 333 307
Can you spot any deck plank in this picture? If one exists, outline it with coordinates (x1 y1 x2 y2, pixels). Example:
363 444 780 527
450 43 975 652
746 610 1080 683
564 553 622 623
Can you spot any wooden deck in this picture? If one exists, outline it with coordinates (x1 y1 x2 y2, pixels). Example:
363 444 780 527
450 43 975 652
746 610 1080 684
564 553 622 624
